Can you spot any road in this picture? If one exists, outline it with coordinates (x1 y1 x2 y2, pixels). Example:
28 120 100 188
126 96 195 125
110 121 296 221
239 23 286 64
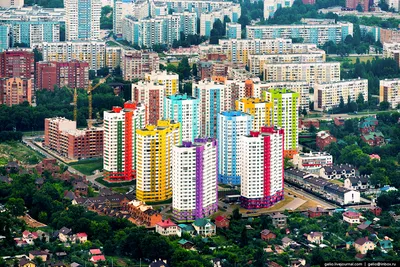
303 111 378 121
23 136 105 188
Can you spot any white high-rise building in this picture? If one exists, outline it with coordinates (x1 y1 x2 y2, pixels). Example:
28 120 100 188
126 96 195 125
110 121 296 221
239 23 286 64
65 0 101 41
172 138 218 221
239 127 284 209
103 102 146 182
0 0 24 8
113 0 123 35
145 70 179 96
164 94 200 142
192 80 224 138
217 111 253 185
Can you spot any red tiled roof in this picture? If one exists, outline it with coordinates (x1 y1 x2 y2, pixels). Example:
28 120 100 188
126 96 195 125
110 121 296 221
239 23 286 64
157 219 177 228
215 216 227 222
76 233 87 238
89 249 102 255
90 255 106 262
343 211 360 218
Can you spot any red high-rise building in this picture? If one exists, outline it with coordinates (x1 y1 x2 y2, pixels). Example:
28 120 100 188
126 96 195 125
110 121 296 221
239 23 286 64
36 60 89 90
346 0 369 11
0 50 34 106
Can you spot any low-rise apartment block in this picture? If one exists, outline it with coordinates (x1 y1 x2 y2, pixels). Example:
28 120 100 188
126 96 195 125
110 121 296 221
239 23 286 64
314 78 368 111
44 117 103 160
293 152 333 172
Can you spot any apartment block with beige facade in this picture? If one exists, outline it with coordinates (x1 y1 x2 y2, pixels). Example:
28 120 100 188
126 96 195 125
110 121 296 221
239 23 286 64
314 78 368 111
263 62 340 86
380 79 400 108
121 49 159 81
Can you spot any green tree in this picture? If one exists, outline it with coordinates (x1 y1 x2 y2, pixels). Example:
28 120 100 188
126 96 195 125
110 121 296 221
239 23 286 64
192 64 198 77
356 3 364 12
379 101 390 110
5 197 25 216
177 57 191 80
232 207 242 220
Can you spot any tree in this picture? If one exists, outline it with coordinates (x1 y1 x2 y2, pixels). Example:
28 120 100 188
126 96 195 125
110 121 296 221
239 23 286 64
301 108 307 116
379 101 390 110
232 207 242 220
339 96 345 110
309 125 317 133
240 227 248 246
5 197 25 216
356 3 364 12
177 57 191 80
192 63 198 77
100 6 113 29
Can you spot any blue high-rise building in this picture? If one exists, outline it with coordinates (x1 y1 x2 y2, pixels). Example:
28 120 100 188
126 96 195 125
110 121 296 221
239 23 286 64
217 111 253 185
0 24 12 52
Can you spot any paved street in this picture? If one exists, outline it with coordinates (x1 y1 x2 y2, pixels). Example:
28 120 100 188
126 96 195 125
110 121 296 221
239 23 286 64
303 111 378 121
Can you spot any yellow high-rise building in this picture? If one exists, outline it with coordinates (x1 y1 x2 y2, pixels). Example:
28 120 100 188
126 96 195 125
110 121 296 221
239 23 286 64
136 120 180 202
235 98 272 131
145 70 179 96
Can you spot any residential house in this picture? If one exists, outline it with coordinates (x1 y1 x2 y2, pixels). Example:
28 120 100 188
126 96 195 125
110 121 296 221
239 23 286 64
19 258 36 267
359 119 377 134
369 207 382 216
306 232 323 244
155 220 180 236
6 161 19 173
354 237 376 254
49 262 67 267
357 221 373 233
290 259 307 267
214 215 230 229
178 224 196 236
192 218 216 237
281 237 296 248
320 164 355 180
344 175 371 191
35 177 44 189
343 211 361 224
299 119 320 130
361 132 385 147
378 237 393 253
0 175 12 184
28 250 49 261
369 154 381 161
89 249 102 255
308 207 329 218
261 229 276 241
126 200 163 227
316 131 337 151
90 255 106 264
178 239 195 249
73 182 88 196
271 213 287 228
15 230 39 247
334 117 345 126
75 233 88 243
70 263 82 267
58 227 73 242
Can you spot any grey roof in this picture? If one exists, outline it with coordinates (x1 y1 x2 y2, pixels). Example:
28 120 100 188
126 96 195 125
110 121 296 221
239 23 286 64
304 177 329 187
71 263 82 267
284 168 310 178
282 237 293 244
323 164 354 175
325 184 350 197
348 175 369 186
64 191 76 200
272 213 288 219
59 227 72 235
35 177 44 185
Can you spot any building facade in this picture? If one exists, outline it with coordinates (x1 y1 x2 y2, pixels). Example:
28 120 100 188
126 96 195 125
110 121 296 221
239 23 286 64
200 5 241 36
0 24 12 52
264 0 294 19
36 60 89 90
65 0 101 41
192 80 224 138
132 80 165 125
240 127 284 209
293 151 333 172
172 139 218 221
0 0 24 8
235 98 272 131
380 79 400 109
44 117 103 160
314 78 368 111
0 77 32 106
103 102 146 181
226 23 241 39
263 89 299 158
217 111 253 185
121 49 160 81
247 23 354 45
164 94 199 142
136 120 180 202
144 71 178 96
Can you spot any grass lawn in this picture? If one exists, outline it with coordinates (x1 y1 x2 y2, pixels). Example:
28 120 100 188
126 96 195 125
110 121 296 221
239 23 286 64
69 158 103 175
0 141 43 166
330 179 344 186
106 41 120 47
22 131 44 137
146 198 172 205
95 177 135 187
112 187 130 194
327 55 377 64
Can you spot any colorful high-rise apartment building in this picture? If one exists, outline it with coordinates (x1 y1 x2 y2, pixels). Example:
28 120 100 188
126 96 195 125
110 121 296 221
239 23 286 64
263 89 299 159
192 80 224 138
132 80 165 125
164 93 199 142
217 111 253 185
65 0 101 41
136 120 180 202
103 102 146 182
172 138 218 221
239 127 284 209
145 70 178 96
235 98 272 131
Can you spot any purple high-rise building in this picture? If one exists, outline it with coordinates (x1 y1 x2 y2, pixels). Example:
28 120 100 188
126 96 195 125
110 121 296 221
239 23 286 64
172 138 218 221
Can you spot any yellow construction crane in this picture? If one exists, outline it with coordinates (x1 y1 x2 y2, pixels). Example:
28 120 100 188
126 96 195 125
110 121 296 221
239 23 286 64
87 74 111 128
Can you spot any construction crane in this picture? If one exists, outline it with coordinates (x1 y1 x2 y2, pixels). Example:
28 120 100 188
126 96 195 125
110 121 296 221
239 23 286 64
87 74 111 128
